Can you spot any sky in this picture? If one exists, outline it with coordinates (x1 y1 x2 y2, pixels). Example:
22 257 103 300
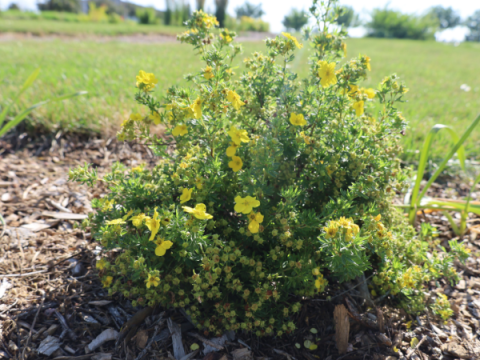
2 0 479 33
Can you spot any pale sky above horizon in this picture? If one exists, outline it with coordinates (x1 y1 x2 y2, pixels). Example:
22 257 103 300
1 0 479 33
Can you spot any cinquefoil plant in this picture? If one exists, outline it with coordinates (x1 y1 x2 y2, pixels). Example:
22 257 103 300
71 0 469 336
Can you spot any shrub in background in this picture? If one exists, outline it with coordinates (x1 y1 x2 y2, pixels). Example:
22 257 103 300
37 0 81 13
165 0 191 26
367 8 439 40
71 0 468 336
226 15 269 32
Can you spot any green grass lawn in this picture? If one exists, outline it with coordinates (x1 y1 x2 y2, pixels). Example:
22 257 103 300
0 19 184 36
1 36 479 160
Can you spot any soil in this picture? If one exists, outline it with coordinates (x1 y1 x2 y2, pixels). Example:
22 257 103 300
1 134 480 360
0 31 276 43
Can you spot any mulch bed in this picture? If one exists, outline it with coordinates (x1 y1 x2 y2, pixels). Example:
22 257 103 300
1 135 480 360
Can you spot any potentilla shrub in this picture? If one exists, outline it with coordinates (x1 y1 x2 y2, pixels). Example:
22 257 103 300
70 1 469 336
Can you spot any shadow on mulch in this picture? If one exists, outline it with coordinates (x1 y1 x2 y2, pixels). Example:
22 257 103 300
1 134 480 360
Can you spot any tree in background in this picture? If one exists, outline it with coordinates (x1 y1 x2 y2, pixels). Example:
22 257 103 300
367 8 438 40
196 0 205 11
165 0 191 26
8 3 20 10
235 1 264 19
335 5 360 28
37 0 81 13
136 7 158 24
466 10 480 41
282 8 308 32
428 6 461 29
215 0 228 28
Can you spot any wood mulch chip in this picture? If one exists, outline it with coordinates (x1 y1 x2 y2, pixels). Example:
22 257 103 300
1 135 480 360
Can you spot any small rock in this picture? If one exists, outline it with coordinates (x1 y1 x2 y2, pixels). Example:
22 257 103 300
232 347 253 360
441 342 471 359
456 280 466 290
8 340 18 354
1 193 12 202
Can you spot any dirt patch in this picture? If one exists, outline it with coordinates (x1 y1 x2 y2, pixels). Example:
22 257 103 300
1 137 480 359
0 31 275 44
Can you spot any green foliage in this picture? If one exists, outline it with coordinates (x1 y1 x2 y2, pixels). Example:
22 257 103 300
215 0 228 28
165 0 191 26
282 8 309 32
466 10 480 42
0 68 86 137
8 3 21 11
406 115 480 228
71 0 470 336
235 2 264 19
335 5 359 28
428 6 461 29
367 8 438 40
136 7 158 25
37 0 80 13
226 15 269 32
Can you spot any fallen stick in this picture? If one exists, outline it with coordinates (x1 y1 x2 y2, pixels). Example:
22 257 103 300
55 310 77 340
22 292 45 360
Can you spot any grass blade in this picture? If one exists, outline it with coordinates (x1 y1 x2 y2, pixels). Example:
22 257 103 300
0 68 40 128
420 198 480 216
51 90 88 102
409 114 480 224
0 100 49 137
441 211 461 236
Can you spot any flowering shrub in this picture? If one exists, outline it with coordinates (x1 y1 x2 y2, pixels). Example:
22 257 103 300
70 0 470 337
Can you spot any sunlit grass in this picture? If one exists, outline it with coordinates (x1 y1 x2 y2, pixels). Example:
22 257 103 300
1 36 479 160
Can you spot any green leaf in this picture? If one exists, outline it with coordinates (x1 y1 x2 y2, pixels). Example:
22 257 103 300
50 90 88 102
0 101 49 137
408 115 480 224
0 68 40 128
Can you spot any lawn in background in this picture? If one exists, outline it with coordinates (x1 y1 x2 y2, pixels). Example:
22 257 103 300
1 36 479 159
0 19 184 36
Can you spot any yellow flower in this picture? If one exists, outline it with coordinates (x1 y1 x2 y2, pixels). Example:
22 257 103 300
148 112 161 125
324 222 338 239
106 218 125 225
228 126 250 145
180 188 193 204
102 276 113 288
145 209 161 241
227 90 245 110
130 113 143 122
289 113 307 126
228 156 243 172
281 32 303 49
96 258 108 270
299 131 312 144
191 97 202 119
365 56 371 71
312 268 320 276
247 211 264 234
341 42 347 57
346 85 358 97
234 196 260 214
182 203 213 220
155 237 173 257
131 165 143 173
374 214 381 222
179 162 188 169
364 88 376 99
220 33 233 43
318 61 338 88
145 273 160 288
226 142 240 157
204 66 214 80
136 70 158 92
131 213 146 228
353 101 364 116
172 125 188 136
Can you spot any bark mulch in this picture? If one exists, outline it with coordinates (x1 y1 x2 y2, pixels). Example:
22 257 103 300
1 136 480 360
